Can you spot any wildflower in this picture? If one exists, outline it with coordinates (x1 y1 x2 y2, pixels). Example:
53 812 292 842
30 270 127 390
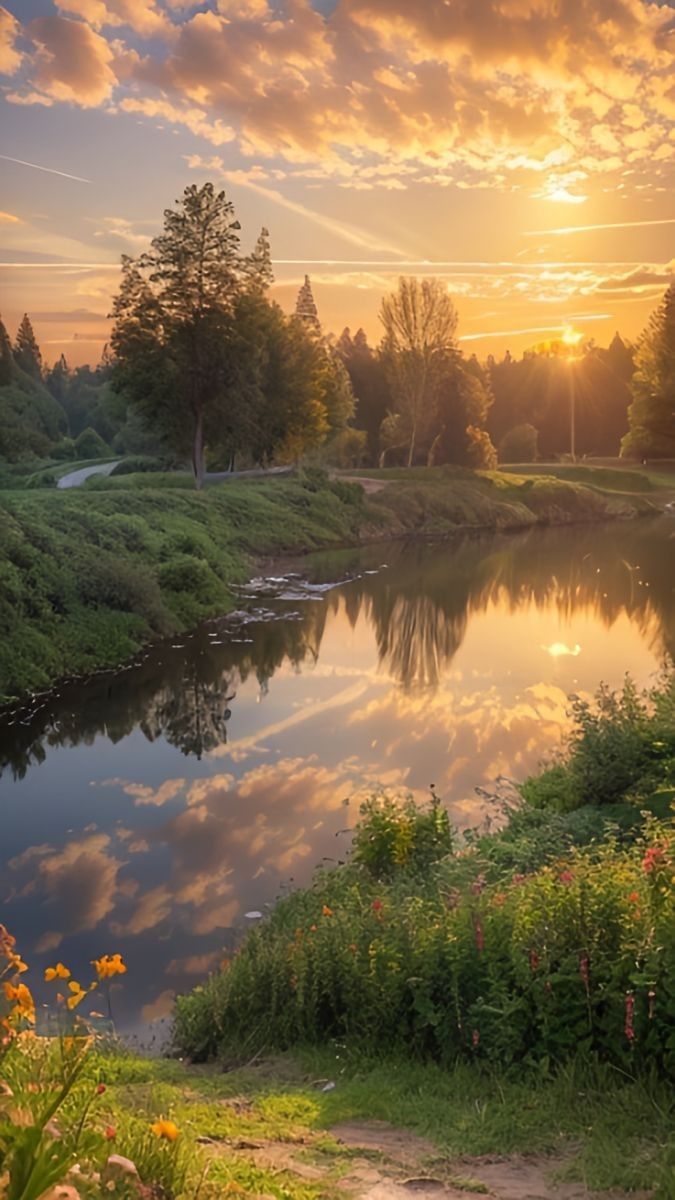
309 924 317 933
628 891 639 904
96 1084 106 1095
492 892 506 907
512 873 526 886
322 905 333 917
372 899 383 913
151 1119 180 1142
45 963 71 982
558 870 574 885
471 1029 480 1048
92 954 127 980
642 846 665 874
624 993 635 1042
3 982 35 1023
105 1126 116 1140
66 981 89 1011
474 919 484 954
529 949 539 972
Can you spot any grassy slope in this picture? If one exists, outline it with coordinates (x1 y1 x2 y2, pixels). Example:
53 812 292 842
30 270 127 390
91 1047 673 1195
0 466 661 704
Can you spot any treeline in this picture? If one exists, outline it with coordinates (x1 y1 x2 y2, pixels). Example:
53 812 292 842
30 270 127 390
1 183 673 482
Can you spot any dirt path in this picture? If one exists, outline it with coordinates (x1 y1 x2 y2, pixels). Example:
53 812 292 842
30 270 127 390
205 1111 654 1200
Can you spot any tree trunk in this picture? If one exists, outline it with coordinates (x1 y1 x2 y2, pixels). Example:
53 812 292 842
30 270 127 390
192 410 205 490
407 420 416 468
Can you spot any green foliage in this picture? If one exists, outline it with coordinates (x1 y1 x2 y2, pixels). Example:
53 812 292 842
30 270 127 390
74 426 111 459
522 675 675 812
499 422 539 463
13 315 42 381
174 799 675 1072
352 792 453 876
622 284 675 460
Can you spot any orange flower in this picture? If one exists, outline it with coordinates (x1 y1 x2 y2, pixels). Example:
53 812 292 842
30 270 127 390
322 905 333 917
44 963 71 982
151 1119 180 1141
92 954 127 980
105 1125 116 1140
3 982 35 1024
628 891 640 904
66 981 89 1011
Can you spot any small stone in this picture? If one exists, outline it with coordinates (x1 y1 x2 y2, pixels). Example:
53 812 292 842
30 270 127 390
104 1155 140 1179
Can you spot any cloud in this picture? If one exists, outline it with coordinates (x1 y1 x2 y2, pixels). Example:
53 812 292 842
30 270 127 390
4 0 673 199
525 218 675 237
9 833 125 938
0 210 20 224
0 154 91 183
21 15 117 107
0 5 21 74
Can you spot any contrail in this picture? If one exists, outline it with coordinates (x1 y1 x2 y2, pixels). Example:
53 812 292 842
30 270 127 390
0 154 91 183
525 217 675 237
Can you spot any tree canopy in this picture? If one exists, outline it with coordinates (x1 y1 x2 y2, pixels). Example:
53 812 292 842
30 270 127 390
622 285 675 460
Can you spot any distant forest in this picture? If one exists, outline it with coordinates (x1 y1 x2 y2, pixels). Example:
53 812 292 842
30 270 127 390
1 184 673 479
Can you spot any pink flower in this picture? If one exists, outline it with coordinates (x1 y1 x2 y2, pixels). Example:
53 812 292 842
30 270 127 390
625 993 635 1042
642 846 665 874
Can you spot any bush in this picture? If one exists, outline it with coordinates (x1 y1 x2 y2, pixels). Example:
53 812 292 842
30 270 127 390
465 424 498 469
174 796 675 1072
111 455 171 476
74 426 111 459
500 423 539 464
522 676 675 812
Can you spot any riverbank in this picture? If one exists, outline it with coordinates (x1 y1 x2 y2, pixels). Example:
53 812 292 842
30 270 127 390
0 465 665 703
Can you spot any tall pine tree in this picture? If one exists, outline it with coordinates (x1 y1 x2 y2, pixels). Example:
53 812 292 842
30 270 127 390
295 275 322 338
0 315 13 387
14 314 42 380
622 283 675 459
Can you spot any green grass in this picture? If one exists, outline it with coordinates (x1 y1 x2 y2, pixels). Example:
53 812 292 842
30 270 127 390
497 462 675 493
85 1046 674 1195
0 466 660 703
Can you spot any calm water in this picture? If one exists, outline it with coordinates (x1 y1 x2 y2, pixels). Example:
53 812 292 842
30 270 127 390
1 519 673 1033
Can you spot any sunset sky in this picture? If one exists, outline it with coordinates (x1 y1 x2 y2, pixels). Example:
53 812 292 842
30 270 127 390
1 0 674 365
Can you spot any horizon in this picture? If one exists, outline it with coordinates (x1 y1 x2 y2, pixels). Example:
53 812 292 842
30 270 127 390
1 0 674 365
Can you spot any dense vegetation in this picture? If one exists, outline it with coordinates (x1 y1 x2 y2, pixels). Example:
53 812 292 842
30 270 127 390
0 466 657 704
174 674 674 1074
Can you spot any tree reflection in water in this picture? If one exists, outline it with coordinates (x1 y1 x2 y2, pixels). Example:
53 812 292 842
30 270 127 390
0 517 672 778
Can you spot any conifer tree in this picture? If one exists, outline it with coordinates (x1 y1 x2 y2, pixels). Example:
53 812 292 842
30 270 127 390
295 275 322 338
622 284 675 459
45 354 70 403
0 314 13 387
247 227 274 293
14 314 42 380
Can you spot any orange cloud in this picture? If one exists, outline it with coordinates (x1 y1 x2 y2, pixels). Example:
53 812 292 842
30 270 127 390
23 15 117 107
0 5 21 74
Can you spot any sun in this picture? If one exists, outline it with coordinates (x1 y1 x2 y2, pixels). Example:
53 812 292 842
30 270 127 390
561 325 583 346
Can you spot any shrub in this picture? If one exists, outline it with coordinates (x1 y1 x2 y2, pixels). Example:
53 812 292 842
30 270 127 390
499 423 539 464
74 426 111 459
522 676 675 812
174 796 675 1073
465 424 498 469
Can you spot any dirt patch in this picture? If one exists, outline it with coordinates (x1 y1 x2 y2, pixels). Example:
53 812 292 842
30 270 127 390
329 1120 655 1200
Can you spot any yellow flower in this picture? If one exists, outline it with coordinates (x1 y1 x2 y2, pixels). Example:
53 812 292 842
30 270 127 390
92 954 127 981
151 1119 180 1141
3 982 35 1023
44 963 71 982
66 981 88 1011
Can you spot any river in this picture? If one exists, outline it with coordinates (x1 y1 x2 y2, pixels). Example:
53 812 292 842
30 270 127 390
1 517 673 1034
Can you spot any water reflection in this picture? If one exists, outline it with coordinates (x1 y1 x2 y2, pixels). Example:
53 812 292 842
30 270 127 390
0 518 672 1029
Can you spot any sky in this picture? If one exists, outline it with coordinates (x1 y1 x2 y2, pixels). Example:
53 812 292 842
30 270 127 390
0 0 674 365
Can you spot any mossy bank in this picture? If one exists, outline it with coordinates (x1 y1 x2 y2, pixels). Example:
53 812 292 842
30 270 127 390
0 465 662 704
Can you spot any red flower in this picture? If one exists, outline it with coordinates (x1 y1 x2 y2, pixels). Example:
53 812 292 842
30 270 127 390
512 873 526 886
105 1126 116 1140
529 949 540 972
628 891 639 903
372 899 383 913
558 870 574 885
96 1083 106 1095
625 993 635 1042
642 846 665 874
